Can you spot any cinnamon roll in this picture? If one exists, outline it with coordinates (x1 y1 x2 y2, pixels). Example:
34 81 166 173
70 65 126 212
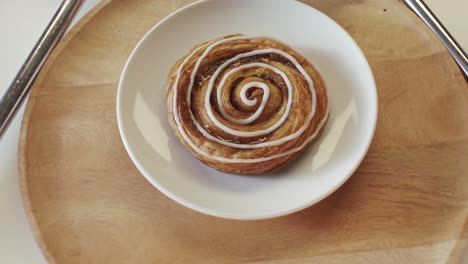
166 34 329 174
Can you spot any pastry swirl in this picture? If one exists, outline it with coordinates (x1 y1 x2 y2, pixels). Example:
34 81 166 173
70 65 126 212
166 34 329 174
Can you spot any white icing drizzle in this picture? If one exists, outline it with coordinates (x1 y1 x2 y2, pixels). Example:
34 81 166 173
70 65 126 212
211 62 293 136
240 82 268 107
171 35 328 162
221 81 270 125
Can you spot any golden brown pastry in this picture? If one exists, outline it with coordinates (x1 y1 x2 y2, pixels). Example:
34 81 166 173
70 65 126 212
166 34 329 174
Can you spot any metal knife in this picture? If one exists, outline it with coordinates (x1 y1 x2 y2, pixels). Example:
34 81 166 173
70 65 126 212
402 0 468 79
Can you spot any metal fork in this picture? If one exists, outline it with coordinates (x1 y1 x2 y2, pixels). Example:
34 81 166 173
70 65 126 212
0 0 84 138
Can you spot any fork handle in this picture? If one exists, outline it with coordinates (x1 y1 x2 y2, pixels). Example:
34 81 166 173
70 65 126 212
0 0 84 138
403 0 468 79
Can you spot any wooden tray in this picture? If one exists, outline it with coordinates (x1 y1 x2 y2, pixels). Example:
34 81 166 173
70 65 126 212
19 0 468 263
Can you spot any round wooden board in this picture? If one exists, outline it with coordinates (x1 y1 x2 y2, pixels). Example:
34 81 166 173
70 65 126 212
19 0 468 263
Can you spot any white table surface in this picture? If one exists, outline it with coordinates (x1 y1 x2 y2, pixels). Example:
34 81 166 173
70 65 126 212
0 1 467 263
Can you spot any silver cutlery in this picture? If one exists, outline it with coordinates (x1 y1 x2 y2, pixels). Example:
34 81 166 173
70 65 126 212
402 0 468 78
0 0 84 138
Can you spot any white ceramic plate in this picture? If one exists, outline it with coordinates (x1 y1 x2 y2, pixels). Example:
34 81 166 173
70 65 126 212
117 0 377 220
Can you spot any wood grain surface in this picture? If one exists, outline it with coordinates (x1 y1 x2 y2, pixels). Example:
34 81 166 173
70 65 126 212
18 0 468 263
